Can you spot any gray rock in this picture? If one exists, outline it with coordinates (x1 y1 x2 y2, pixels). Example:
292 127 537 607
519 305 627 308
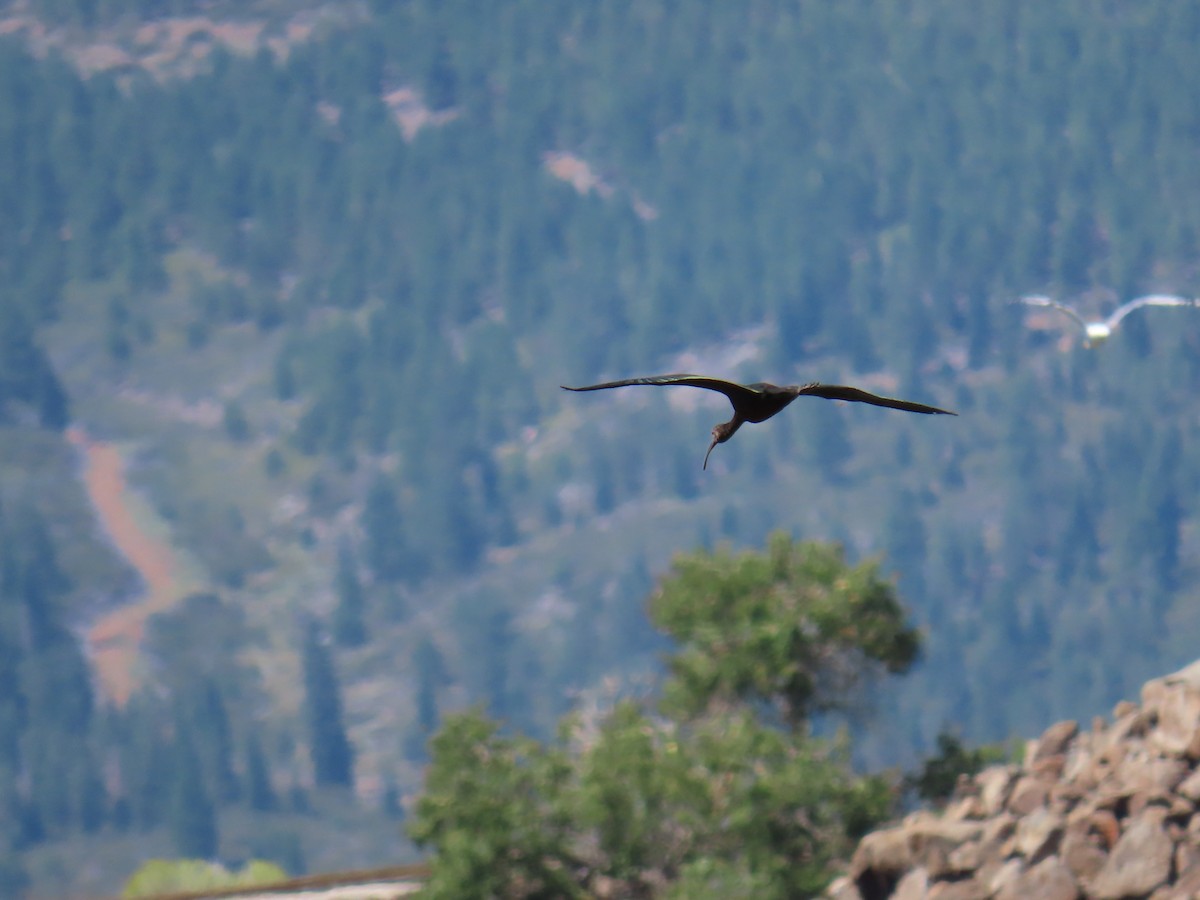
1169 794 1194 818
1112 699 1138 720
907 816 986 879
942 795 985 822
892 866 929 900
1014 806 1064 863
1177 841 1200 881
1128 789 1172 819
1030 753 1066 781
1144 673 1200 758
1121 755 1189 796
1089 808 1175 900
1164 860 1200 899
1177 767 1200 802
850 825 912 880
826 875 864 900
1162 659 1200 692
945 813 1017 876
998 857 1080 900
849 814 984 888
928 878 988 900
975 765 1017 817
1031 721 1080 764
985 859 1024 897
1088 808 1121 851
1060 824 1108 884
1061 745 1095 787
1006 776 1050 815
945 840 983 874
1095 707 1153 758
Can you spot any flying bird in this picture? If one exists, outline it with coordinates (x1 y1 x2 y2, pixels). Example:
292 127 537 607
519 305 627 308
1016 294 1199 347
561 374 956 469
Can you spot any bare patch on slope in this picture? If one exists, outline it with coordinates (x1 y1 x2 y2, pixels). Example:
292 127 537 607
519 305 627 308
0 2 365 81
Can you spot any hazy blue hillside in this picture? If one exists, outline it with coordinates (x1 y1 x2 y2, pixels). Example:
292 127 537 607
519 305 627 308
3 0 1200 893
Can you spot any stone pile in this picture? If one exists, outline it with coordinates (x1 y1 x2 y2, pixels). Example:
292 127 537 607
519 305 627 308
830 659 1200 900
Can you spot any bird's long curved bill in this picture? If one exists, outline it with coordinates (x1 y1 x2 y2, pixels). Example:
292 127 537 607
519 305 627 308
703 438 718 470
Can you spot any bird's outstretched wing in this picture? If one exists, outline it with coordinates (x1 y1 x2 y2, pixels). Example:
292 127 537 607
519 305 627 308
1015 295 1090 334
794 383 957 415
561 374 762 406
1105 294 1198 328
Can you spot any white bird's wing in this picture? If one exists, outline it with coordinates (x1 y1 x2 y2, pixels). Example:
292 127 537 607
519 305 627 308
1105 294 1198 328
1016 295 1090 335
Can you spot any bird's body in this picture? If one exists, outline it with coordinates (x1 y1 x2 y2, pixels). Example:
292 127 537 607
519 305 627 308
1017 294 1198 347
561 374 956 469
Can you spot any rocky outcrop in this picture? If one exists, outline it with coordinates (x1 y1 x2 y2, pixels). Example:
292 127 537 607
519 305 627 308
831 660 1200 900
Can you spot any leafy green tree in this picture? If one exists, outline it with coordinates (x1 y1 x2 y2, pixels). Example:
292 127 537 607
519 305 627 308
414 703 895 899
412 537 916 897
123 859 286 898
410 711 582 900
651 534 920 728
244 827 306 877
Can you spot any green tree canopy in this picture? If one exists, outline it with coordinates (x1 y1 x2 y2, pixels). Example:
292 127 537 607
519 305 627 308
651 534 920 728
411 536 917 898
123 858 286 898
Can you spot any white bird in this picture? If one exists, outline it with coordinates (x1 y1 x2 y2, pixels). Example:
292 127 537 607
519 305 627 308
1016 293 1199 347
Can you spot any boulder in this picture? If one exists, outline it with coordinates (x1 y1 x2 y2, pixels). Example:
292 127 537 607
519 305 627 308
1059 824 1108 884
996 857 1079 900
975 766 1016 816
927 879 987 900
1013 806 1064 862
1177 768 1200 802
892 867 928 900
1006 776 1050 815
1030 720 1079 763
1162 861 1200 899
1152 683 1200 758
1088 808 1174 900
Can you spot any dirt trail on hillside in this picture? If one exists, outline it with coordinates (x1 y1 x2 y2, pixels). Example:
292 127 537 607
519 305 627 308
68 427 186 706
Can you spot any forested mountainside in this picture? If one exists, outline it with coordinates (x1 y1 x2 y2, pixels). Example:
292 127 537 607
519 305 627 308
3 0 1200 894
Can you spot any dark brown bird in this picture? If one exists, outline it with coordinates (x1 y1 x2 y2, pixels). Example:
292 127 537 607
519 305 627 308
561 374 957 469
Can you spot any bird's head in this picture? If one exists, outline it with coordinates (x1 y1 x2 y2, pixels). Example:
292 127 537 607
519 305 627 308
704 422 738 470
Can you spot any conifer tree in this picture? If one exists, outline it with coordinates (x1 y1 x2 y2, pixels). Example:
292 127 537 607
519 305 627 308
168 725 218 859
301 622 354 788
244 732 276 813
332 542 367 647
